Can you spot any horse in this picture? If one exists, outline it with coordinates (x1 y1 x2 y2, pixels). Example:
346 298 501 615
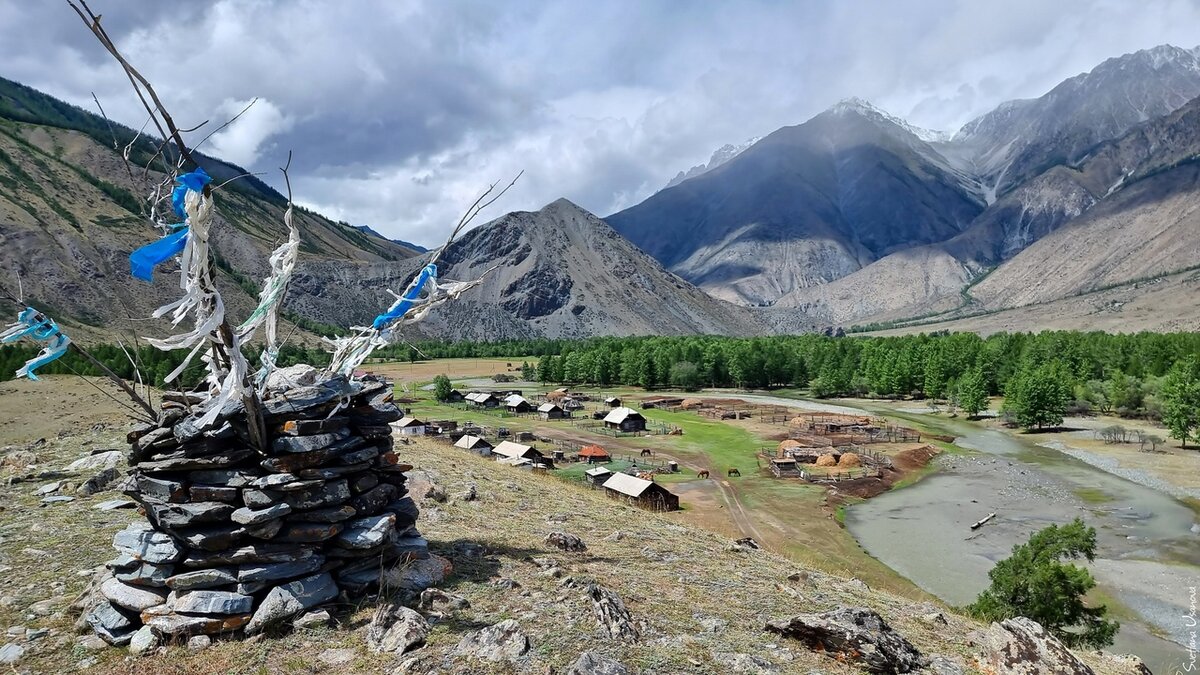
727 467 741 477
640 449 653 457
697 470 710 479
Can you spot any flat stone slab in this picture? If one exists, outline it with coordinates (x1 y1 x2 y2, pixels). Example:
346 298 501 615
335 514 396 550
232 503 292 525
113 523 185 564
94 499 136 511
135 449 254 472
246 572 338 634
142 611 251 637
166 568 237 591
101 578 169 612
86 601 138 646
149 502 235 529
249 473 299 488
114 561 174 587
181 544 316 568
172 590 253 615
237 555 325 583
271 428 351 454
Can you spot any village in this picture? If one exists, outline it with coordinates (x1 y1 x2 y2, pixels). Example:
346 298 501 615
379 363 938 528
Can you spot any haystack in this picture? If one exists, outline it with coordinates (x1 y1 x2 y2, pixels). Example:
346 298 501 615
681 398 704 409
777 439 802 456
546 390 567 401
815 453 838 467
838 452 862 467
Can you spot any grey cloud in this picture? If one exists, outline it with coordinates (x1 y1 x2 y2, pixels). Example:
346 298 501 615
1 0 1199 247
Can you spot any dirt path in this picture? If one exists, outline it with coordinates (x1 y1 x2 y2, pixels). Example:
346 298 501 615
713 479 766 542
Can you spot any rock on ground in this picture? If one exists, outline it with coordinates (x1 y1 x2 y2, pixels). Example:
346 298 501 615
976 618 1094 675
187 635 211 652
545 531 588 552
0 642 24 665
452 619 530 663
765 606 925 674
366 601 429 654
128 625 159 656
587 583 639 640
566 651 631 674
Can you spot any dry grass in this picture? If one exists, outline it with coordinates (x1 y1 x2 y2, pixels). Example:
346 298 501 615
0 376 1144 674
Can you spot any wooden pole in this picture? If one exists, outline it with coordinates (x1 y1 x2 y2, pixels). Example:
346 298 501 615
69 342 156 420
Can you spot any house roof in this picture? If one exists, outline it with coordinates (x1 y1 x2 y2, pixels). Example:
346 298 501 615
394 416 424 427
604 397 620 403
601 472 655 497
466 391 498 402
603 407 645 424
498 456 532 466
492 441 539 459
585 467 613 477
537 402 563 413
504 394 530 407
578 445 609 458
454 434 490 449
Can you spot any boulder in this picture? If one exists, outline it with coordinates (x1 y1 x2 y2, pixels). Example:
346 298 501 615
293 609 333 630
417 588 470 612
379 554 450 592
366 602 429 654
976 618 1095 675
452 619 530 663
566 651 630 675
764 606 925 674
187 635 212 652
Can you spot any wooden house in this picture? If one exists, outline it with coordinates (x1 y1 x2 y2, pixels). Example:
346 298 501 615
601 473 679 512
577 445 610 464
603 407 647 433
492 441 546 465
454 434 492 455
445 389 465 403
537 402 566 420
465 392 499 408
504 394 533 413
604 396 622 408
392 416 426 437
584 466 613 486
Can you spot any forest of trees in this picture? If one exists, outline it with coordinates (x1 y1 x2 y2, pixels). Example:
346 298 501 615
6 330 1200 441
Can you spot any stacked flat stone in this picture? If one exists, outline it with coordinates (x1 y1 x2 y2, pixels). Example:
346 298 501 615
85 368 428 646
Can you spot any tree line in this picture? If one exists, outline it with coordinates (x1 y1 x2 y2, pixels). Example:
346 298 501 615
5 331 1200 444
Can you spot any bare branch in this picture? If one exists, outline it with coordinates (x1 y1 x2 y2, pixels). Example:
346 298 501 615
192 97 259 154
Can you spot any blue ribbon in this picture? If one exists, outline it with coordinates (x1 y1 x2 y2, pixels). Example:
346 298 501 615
130 226 189 282
372 264 436 330
2 307 70 380
171 167 213 219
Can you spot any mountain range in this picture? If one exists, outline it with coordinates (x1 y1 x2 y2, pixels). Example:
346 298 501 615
3 44 1200 341
612 44 1200 329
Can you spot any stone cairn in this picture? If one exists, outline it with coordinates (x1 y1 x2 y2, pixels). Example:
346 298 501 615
83 366 431 645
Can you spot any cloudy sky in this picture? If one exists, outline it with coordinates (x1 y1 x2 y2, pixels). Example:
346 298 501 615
2 0 1199 247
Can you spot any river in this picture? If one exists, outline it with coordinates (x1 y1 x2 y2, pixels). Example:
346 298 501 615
841 412 1198 674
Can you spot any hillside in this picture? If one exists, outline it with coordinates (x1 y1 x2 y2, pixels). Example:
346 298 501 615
0 76 424 341
0 375 1151 674
395 199 781 340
